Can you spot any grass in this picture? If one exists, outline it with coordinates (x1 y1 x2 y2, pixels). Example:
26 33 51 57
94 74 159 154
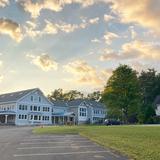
33 125 160 160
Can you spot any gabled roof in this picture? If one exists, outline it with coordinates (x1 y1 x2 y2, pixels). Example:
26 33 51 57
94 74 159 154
68 99 106 108
50 100 68 107
0 88 38 103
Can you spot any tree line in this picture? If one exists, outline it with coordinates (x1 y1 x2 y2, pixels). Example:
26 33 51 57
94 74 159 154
48 64 160 124
102 65 160 124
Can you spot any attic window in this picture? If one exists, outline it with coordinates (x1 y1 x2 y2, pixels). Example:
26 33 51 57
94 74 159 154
31 96 33 101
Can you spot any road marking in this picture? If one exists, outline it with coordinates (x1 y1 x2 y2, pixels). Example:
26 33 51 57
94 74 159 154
13 150 109 157
20 140 90 145
17 145 97 150
22 138 87 141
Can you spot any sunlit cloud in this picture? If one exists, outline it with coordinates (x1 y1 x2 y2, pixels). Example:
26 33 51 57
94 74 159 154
0 74 4 82
64 60 112 86
109 0 160 33
104 14 114 22
18 0 96 18
26 53 58 71
0 0 9 7
100 40 160 61
0 18 23 42
103 31 119 45
91 38 101 43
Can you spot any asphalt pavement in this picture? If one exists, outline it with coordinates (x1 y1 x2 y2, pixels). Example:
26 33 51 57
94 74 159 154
0 126 129 160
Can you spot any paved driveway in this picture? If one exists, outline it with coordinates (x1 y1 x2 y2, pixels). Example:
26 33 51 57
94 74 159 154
0 127 128 160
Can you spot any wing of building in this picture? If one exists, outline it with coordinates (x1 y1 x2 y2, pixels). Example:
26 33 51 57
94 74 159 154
0 88 107 126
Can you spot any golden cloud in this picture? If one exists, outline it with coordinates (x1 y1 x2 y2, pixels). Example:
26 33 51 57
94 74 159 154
26 53 58 71
110 0 160 33
100 40 160 61
19 0 96 18
0 0 9 7
0 18 23 42
104 31 119 45
64 60 112 86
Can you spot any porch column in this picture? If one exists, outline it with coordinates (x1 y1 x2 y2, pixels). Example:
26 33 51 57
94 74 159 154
5 115 8 124
53 116 55 125
62 116 64 125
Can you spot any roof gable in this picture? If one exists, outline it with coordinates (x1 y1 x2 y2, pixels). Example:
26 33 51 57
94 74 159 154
0 88 38 103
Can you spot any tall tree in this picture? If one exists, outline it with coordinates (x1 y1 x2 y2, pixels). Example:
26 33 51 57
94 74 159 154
138 69 159 123
102 65 142 123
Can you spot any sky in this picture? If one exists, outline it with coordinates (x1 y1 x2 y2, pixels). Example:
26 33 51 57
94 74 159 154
0 0 160 95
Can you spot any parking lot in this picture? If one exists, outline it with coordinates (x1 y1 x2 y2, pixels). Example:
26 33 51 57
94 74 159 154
0 127 128 160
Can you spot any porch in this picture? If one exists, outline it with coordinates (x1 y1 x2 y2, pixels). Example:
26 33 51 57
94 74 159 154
0 111 16 125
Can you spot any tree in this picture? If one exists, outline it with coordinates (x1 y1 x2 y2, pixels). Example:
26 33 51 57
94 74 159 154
48 88 64 101
87 91 101 101
63 90 84 101
102 65 142 123
48 89 84 101
138 69 159 123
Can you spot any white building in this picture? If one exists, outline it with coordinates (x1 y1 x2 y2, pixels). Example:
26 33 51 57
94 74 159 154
0 88 107 125
68 99 106 124
0 88 52 125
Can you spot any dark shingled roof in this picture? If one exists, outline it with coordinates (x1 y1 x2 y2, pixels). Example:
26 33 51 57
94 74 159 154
0 88 38 103
68 99 106 108
50 100 68 107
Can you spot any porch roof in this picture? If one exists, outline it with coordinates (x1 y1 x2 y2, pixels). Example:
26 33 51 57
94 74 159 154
0 111 16 115
52 112 75 117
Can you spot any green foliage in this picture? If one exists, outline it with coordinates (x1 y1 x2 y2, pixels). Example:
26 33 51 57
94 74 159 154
48 89 84 101
87 91 101 101
102 65 142 123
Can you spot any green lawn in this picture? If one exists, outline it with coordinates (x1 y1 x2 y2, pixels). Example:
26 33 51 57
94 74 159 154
33 125 160 160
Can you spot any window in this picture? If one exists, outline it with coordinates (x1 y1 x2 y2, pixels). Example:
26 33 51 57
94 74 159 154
38 106 40 111
19 115 21 119
31 96 33 101
34 115 38 120
43 107 50 112
39 97 41 102
33 106 37 111
25 115 27 119
79 108 87 117
30 106 33 111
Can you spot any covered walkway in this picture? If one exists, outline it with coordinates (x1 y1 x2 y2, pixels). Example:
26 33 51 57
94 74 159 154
52 112 75 125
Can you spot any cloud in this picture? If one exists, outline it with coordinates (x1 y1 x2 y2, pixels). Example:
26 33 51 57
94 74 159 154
0 0 9 7
19 0 96 18
100 40 160 61
89 17 99 24
0 74 4 82
103 31 119 45
64 60 112 86
43 17 100 35
23 21 41 38
129 26 137 39
26 53 58 71
104 14 114 22
0 18 23 42
91 38 101 43
109 0 160 33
